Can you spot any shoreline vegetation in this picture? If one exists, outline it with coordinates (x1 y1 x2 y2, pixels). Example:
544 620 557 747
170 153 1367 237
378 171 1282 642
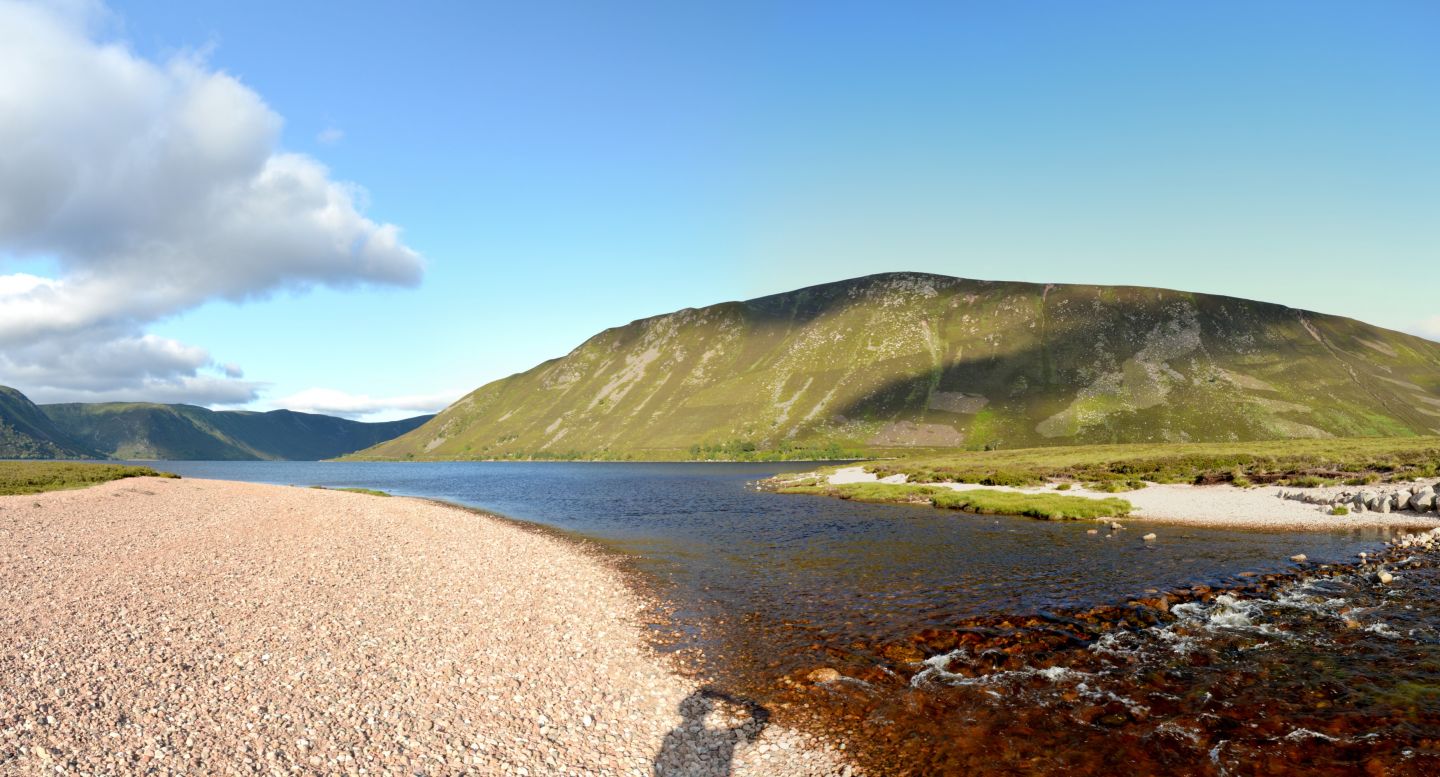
839 437 1440 488
763 437 1440 530
342 441 878 463
0 461 177 496
309 485 391 497
775 480 1133 520
341 436 1440 471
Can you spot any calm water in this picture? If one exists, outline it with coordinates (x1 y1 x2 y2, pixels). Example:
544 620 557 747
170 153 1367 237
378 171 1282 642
138 461 1437 774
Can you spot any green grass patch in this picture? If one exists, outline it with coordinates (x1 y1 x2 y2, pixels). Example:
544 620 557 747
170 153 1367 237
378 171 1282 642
310 485 391 497
930 490 1132 520
777 482 1130 520
1084 478 1148 493
0 461 177 496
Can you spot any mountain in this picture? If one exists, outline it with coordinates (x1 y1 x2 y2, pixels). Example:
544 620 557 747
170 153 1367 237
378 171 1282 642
0 385 101 459
351 272 1440 461
40 403 433 461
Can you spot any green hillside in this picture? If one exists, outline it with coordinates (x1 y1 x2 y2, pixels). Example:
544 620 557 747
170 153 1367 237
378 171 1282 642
40 403 433 461
0 386 100 459
351 272 1440 461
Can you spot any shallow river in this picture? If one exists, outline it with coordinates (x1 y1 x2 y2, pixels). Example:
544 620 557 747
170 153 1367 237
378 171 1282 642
139 461 1439 774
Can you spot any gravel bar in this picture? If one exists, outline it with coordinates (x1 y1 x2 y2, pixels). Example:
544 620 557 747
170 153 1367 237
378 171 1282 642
0 477 853 776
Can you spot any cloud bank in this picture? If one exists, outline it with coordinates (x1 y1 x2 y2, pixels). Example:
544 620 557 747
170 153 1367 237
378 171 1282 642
272 388 459 421
0 0 422 405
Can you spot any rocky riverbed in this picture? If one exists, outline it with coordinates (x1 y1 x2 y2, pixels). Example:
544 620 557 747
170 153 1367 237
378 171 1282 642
0 477 852 776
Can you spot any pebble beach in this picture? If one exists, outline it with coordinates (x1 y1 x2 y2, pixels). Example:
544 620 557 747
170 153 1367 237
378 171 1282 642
0 477 851 776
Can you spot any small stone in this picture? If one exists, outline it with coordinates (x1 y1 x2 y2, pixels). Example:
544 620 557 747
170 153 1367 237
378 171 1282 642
1378 570 1394 585
807 668 841 684
1142 533 1157 541
1290 554 1307 563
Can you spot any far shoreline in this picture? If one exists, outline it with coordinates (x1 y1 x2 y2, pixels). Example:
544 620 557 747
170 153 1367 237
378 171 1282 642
777 465 1440 533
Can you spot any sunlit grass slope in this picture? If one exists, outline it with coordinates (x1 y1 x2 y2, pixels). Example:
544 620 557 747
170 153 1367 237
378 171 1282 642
351 272 1440 461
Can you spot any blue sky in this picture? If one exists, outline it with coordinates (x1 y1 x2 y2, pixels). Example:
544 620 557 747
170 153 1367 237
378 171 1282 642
2 1 1436 419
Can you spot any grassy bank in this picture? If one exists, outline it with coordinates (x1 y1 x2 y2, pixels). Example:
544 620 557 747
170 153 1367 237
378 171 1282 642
0 461 177 496
860 437 1440 489
776 482 1132 520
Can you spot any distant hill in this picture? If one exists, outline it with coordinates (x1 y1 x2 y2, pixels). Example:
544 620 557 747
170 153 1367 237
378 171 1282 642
351 272 1440 461
38 402 433 461
0 386 100 459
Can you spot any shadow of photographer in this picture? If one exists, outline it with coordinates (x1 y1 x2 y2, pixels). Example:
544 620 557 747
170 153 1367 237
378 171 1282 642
652 687 770 776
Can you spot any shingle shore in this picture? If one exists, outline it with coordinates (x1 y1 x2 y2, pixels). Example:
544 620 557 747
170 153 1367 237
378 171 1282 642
0 477 852 776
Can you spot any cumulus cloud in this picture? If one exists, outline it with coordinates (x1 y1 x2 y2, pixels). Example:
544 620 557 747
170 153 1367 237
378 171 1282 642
0 0 422 404
272 388 458 421
1 330 264 405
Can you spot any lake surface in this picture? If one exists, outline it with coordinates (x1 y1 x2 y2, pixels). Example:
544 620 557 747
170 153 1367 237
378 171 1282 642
138 461 1437 774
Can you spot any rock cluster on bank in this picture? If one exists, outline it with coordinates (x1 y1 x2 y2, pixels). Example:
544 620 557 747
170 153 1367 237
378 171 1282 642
1278 480 1440 515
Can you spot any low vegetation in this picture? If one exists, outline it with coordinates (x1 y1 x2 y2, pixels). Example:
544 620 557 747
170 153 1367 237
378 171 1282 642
310 486 391 497
0 462 177 496
776 482 1131 520
863 437 1440 489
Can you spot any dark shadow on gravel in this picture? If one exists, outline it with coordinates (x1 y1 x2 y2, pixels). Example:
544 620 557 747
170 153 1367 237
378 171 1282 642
653 687 769 776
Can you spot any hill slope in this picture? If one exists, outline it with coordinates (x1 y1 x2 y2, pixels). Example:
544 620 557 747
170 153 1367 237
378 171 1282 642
0 386 100 459
41 403 433 461
353 272 1440 461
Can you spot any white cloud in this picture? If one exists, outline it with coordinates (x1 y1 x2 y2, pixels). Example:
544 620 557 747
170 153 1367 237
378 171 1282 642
2 330 264 405
0 0 422 405
317 127 344 144
272 388 457 421
1410 316 1440 343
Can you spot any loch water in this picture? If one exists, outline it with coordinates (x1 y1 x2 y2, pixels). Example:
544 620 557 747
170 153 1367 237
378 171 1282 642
141 461 1439 774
